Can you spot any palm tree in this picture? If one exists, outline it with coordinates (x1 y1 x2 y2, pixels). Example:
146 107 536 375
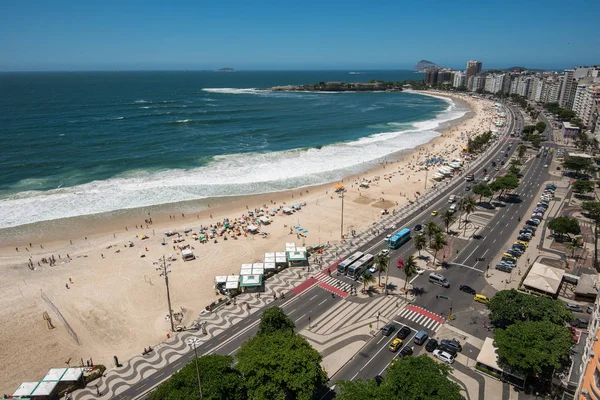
440 210 457 233
374 253 389 287
402 255 418 292
413 234 427 257
425 221 442 247
431 232 448 262
362 271 376 294
460 196 477 236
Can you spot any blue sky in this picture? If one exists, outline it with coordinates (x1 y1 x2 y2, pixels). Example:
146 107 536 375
0 0 597 71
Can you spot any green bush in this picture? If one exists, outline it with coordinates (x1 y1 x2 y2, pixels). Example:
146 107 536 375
476 364 502 379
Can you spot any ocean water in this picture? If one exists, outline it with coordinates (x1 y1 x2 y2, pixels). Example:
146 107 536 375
0 71 467 229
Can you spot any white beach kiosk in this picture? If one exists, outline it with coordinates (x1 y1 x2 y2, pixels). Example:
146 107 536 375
239 264 264 292
214 275 240 295
13 367 85 399
275 252 287 268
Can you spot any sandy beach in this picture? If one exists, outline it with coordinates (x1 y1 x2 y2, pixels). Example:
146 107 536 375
0 91 500 393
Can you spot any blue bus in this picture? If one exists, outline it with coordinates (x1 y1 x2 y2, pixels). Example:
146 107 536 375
337 252 364 274
389 228 411 249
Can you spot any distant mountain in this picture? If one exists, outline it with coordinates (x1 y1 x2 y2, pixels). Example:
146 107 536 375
413 60 442 72
218 67 235 72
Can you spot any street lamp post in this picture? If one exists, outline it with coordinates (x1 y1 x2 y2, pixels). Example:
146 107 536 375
340 189 345 239
186 337 203 399
157 255 175 332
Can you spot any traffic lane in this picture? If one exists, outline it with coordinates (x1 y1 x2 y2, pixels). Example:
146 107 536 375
331 328 400 382
332 321 418 382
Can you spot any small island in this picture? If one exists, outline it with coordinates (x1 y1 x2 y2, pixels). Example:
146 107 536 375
218 67 235 72
268 81 405 92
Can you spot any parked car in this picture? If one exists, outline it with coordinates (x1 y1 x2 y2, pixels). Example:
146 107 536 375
509 247 524 256
566 304 582 312
570 318 589 329
506 249 522 258
389 338 403 352
501 258 517 266
414 224 422 231
517 235 531 242
397 326 412 339
459 285 476 295
440 339 462 352
399 346 414 357
526 219 540 226
515 240 529 248
536 203 549 209
433 350 455 364
381 324 395 336
496 264 514 273
368 265 379 274
519 229 534 236
522 224 537 231
425 338 438 352
532 213 544 219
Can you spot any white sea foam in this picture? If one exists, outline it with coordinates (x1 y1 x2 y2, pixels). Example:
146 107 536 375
0 95 467 228
202 88 262 95
134 99 148 103
112 116 124 120
175 119 191 123
140 106 151 109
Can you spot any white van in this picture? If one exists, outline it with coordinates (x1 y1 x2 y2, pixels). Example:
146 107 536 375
448 195 456 203
429 272 450 288
449 204 458 213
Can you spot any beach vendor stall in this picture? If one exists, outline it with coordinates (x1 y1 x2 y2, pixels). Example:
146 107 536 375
275 252 287 268
182 249 195 261
264 253 275 264
285 242 296 252
240 274 263 293
240 263 253 276
259 216 271 225
264 262 277 271
225 275 240 294
287 250 308 267
214 276 228 294
246 224 259 234
282 206 293 215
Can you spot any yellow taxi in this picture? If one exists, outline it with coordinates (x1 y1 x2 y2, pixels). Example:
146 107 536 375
502 253 517 261
474 294 490 304
514 241 529 248
389 338 403 352
431 210 438 216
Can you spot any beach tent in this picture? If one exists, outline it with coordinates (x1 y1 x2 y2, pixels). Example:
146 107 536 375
285 243 296 252
259 216 271 225
287 251 308 266
240 274 263 288
246 225 259 233
240 264 253 275
264 262 277 271
360 181 370 188
215 276 227 284
13 382 40 398
252 262 264 270
275 252 287 267
282 207 293 214
296 246 307 253
334 183 344 191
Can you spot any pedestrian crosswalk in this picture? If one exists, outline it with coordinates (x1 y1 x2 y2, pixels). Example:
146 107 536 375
314 270 356 296
396 305 445 332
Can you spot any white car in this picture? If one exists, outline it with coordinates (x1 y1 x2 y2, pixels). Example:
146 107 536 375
369 265 379 274
416 268 425 275
483 176 490 182
433 349 455 364
379 249 390 257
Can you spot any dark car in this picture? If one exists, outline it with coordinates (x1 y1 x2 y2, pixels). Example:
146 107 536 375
459 285 476 295
519 229 533 236
566 304 582 312
522 224 537 231
465 185 471 191
381 324 395 336
425 338 438 352
501 160 505 165
517 235 531 242
506 249 521 258
397 326 412 339
399 346 414 357
437 344 458 357
414 224 422 232
570 318 589 328
492 161 497 167
526 219 540 226
496 263 514 272
440 339 462 352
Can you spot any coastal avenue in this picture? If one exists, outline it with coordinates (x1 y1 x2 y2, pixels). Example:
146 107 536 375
114 102 534 399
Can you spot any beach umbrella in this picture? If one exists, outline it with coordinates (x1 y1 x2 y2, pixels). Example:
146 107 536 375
333 183 344 190
303 229 308 233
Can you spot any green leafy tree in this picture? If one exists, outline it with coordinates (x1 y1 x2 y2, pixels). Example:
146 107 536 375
547 216 581 241
258 306 295 336
460 196 477 236
472 183 493 203
573 133 590 153
572 180 594 196
582 201 600 269
487 289 573 329
563 156 592 174
522 125 536 134
362 271 376 293
336 379 381 400
381 355 463 399
495 321 573 377
413 234 427 257
517 144 527 159
149 355 245 400
374 252 389 286
236 331 328 400
440 209 457 233
535 121 547 133
508 164 521 176
402 255 418 292
425 221 442 247
431 232 447 262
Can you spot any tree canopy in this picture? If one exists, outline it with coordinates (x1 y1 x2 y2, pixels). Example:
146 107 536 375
257 306 295 336
472 183 493 202
494 321 573 376
236 330 328 400
563 156 593 174
148 354 245 400
487 289 572 329
467 131 493 153
572 180 594 195
547 216 581 239
337 355 463 400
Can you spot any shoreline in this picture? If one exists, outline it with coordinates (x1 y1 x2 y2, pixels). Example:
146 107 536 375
0 93 470 248
0 91 497 394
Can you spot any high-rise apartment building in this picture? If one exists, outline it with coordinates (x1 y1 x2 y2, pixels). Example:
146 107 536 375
559 69 576 109
425 69 439 86
579 84 600 129
466 60 482 89
437 70 453 84
484 75 494 92
471 74 486 92
452 71 466 88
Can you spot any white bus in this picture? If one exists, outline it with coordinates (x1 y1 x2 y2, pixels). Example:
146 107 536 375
337 252 364 274
347 254 375 280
